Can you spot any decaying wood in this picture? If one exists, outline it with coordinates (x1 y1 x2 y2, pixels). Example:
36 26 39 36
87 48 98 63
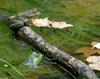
0 10 99 79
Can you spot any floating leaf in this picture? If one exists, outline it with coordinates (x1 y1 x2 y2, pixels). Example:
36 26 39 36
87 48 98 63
91 42 100 49
86 56 100 63
86 56 100 71
89 63 100 71
32 17 50 27
75 47 100 57
32 17 73 29
51 21 73 29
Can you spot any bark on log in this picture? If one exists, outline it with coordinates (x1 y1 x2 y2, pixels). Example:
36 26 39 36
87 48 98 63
0 11 99 79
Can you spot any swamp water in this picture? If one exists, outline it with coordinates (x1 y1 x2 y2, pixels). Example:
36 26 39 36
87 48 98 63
0 0 100 79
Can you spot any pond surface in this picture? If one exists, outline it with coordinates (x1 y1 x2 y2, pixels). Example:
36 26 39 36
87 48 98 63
0 0 100 79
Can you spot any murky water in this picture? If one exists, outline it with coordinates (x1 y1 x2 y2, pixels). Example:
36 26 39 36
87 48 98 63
0 0 100 79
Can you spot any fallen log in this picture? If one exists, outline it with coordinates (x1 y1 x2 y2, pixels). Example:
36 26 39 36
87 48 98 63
0 10 99 79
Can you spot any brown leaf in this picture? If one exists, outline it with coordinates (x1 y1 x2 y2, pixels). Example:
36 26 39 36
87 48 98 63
75 47 100 57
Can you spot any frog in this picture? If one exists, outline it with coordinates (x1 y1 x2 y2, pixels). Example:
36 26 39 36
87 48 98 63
25 51 43 68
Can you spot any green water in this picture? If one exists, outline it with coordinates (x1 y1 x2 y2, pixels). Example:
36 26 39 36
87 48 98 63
0 0 100 79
